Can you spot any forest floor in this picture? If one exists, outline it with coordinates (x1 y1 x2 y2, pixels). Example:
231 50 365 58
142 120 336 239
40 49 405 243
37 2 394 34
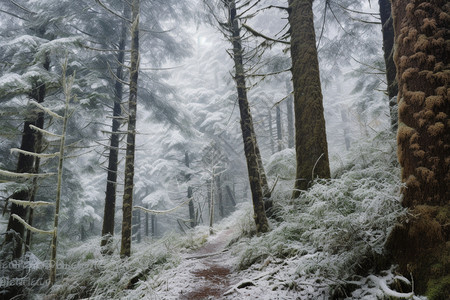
153 227 239 299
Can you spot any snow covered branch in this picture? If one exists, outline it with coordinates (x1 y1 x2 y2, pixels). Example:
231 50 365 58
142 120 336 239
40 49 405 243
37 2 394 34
29 124 62 138
10 199 54 208
29 101 63 119
0 169 56 179
133 198 192 215
10 148 60 159
11 214 54 235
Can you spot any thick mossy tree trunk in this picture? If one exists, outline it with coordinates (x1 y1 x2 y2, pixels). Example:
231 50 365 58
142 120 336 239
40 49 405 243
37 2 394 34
227 0 269 233
379 0 398 130
288 0 330 198
120 0 139 258
386 0 449 297
4 59 50 259
101 3 129 253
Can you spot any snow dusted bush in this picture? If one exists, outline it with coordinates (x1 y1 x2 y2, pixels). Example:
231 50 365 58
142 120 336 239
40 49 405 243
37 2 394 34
234 131 406 296
266 148 296 179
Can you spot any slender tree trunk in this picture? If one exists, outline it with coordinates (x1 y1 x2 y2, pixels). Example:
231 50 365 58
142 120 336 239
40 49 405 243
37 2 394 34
120 0 139 258
285 80 295 149
50 67 72 285
151 214 156 238
225 185 236 206
268 109 275 154
4 58 49 259
185 151 196 228
289 0 330 198
227 0 269 233
209 174 215 234
144 204 149 237
276 105 283 151
101 4 129 253
386 0 449 296
340 108 351 151
378 0 398 131
217 174 224 218
136 209 141 243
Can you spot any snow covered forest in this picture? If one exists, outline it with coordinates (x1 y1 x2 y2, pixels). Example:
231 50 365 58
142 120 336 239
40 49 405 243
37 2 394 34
0 0 448 299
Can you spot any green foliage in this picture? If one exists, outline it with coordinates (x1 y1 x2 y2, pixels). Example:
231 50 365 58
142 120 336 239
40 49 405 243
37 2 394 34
234 131 404 287
427 274 450 300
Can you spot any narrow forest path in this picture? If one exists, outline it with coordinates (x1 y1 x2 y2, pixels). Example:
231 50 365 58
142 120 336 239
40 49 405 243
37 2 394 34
153 228 240 299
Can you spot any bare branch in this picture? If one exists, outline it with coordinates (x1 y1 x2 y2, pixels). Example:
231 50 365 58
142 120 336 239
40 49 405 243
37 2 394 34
242 24 290 45
94 0 131 23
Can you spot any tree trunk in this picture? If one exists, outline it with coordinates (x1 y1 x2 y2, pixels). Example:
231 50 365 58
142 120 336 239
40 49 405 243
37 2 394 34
340 108 351 151
120 0 139 258
286 79 295 149
289 0 330 198
386 0 449 296
227 0 269 233
151 214 156 238
268 109 275 154
101 3 129 253
225 185 236 206
209 175 215 234
276 105 283 151
217 174 224 218
145 204 149 237
185 151 196 228
4 58 49 259
378 0 398 131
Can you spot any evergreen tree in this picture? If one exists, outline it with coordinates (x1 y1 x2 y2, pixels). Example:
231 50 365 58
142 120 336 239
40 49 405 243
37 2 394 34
378 0 398 130
121 0 140 258
224 0 269 233
289 0 330 197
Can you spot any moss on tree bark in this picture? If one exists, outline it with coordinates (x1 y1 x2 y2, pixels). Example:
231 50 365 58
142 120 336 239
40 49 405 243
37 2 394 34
288 0 330 198
387 0 449 297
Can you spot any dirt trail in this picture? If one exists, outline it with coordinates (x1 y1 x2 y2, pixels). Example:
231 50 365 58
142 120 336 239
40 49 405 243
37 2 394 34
155 228 239 299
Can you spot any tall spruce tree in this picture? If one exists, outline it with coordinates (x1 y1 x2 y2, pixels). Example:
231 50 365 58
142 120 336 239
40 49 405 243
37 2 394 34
289 0 330 198
100 2 130 253
120 0 140 258
225 0 269 233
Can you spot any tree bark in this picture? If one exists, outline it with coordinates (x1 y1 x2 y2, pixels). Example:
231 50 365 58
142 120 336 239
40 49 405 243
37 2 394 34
288 0 330 198
217 174 224 218
225 185 236 206
227 0 269 233
145 203 149 237
120 0 139 258
268 109 275 154
386 0 449 296
378 0 398 131
340 108 351 151
4 58 49 259
276 105 283 151
185 151 196 228
101 3 129 253
286 80 295 149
